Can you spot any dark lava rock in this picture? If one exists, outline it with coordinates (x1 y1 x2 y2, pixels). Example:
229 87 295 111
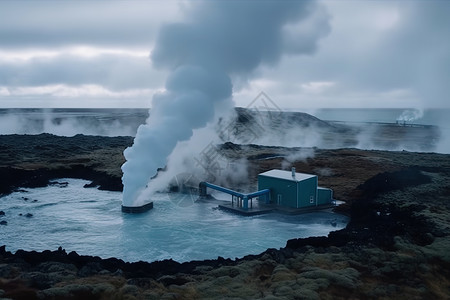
126 277 153 288
0 220 7 225
286 236 334 249
219 142 241 151
19 212 33 217
78 262 104 277
0 134 133 195
49 181 69 188
358 167 431 197
157 275 191 286
20 272 55 289
0 211 5 216
286 167 437 251
0 167 49 195
0 166 123 196
83 181 99 188
0 279 38 300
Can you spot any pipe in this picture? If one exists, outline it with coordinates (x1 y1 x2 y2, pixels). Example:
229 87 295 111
199 182 243 198
199 182 270 209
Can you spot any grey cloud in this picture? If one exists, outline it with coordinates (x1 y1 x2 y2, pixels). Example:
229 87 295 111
0 1 174 48
151 0 330 73
336 1 450 105
0 54 164 91
282 3 331 55
254 1 450 108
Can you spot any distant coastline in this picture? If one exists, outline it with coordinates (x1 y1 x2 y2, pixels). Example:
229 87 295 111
2 107 449 126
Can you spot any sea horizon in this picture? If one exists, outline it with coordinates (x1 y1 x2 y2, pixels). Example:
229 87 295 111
1 107 449 126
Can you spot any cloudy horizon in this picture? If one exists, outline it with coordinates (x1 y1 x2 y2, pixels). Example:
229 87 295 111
0 0 449 109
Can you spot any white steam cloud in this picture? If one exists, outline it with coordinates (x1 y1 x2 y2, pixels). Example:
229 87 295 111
0 109 141 137
121 0 330 206
396 108 424 124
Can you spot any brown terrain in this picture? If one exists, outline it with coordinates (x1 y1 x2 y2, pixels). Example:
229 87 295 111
0 114 449 299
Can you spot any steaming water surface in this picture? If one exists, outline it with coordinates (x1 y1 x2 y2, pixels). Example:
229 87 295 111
0 179 348 262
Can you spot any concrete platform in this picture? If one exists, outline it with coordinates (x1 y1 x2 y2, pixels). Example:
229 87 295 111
273 203 337 215
218 203 275 216
121 202 154 213
201 194 337 216
218 202 336 216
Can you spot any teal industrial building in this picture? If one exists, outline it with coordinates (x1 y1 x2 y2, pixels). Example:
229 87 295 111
258 169 333 209
199 168 334 215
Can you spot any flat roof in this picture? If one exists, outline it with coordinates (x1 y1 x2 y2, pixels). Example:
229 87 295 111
258 169 317 182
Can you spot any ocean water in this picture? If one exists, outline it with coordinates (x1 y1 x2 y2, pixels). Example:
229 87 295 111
0 179 348 263
313 108 449 154
313 108 449 127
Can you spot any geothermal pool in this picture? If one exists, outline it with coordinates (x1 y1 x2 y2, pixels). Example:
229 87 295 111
0 179 348 263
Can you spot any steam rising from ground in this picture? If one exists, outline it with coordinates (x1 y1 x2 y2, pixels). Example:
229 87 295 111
121 0 330 206
0 109 142 137
396 108 424 124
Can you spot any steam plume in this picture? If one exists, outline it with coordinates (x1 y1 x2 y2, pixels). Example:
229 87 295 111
121 0 330 206
396 108 424 124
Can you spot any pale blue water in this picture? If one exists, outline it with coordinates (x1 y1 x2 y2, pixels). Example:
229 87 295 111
0 179 348 263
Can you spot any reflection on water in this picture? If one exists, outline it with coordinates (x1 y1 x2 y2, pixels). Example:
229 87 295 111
0 179 348 263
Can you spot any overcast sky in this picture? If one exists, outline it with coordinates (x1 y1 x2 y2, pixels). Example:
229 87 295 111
0 0 448 109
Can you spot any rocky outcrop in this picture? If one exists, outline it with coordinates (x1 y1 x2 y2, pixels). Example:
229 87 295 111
0 134 132 196
0 165 123 196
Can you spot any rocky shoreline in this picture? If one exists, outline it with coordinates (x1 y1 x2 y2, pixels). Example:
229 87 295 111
1 134 449 299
